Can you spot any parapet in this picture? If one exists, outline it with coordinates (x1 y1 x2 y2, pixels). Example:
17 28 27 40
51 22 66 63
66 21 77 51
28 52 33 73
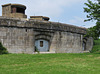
0 17 87 34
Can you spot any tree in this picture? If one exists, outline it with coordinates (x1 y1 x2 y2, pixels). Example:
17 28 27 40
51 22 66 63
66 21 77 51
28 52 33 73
85 25 99 39
84 0 100 39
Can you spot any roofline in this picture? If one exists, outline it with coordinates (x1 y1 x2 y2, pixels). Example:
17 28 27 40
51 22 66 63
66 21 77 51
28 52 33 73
2 3 26 9
30 16 49 19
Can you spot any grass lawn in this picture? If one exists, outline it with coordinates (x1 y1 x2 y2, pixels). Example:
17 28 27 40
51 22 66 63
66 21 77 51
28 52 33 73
0 53 100 74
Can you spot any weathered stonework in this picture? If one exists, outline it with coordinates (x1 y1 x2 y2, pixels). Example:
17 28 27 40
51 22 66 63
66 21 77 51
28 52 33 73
0 3 93 54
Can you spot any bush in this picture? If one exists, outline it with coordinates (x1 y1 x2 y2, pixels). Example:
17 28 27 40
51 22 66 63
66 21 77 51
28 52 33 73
0 42 8 55
90 39 100 54
35 46 39 54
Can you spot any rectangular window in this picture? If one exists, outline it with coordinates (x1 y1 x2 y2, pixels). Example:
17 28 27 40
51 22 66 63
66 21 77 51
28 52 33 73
40 41 43 47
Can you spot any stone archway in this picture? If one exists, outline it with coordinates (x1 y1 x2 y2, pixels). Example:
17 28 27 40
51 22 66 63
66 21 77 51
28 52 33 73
35 39 49 52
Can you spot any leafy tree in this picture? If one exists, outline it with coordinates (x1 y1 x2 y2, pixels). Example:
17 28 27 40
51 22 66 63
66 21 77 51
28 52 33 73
84 0 100 39
85 26 99 39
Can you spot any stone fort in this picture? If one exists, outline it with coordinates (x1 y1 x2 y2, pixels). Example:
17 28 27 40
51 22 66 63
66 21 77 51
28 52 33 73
0 3 93 54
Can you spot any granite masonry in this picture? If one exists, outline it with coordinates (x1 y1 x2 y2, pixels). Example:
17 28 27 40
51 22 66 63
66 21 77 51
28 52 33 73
0 3 93 54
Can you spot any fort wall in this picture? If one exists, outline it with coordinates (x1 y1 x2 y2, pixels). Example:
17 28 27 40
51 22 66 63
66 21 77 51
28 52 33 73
0 17 93 53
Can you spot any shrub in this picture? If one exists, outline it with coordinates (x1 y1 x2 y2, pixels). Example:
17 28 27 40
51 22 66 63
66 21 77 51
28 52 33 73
35 46 39 54
90 39 100 54
0 42 8 55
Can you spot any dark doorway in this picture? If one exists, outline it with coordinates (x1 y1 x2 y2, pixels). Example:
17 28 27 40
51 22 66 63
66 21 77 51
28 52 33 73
83 41 86 51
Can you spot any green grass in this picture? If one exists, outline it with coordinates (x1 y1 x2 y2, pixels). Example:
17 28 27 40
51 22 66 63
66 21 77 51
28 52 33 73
0 53 100 74
91 39 100 53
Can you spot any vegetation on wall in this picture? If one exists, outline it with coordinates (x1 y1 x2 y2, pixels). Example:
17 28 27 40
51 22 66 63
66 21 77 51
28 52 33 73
0 42 8 55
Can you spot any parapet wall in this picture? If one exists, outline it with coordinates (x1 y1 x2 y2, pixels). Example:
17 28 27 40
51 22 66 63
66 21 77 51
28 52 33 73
0 17 87 34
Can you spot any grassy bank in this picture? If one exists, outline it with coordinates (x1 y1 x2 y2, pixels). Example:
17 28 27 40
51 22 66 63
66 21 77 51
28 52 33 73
0 53 100 74
91 39 100 53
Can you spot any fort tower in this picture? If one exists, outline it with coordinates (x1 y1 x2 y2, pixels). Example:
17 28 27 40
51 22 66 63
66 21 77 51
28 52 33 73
2 3 27 18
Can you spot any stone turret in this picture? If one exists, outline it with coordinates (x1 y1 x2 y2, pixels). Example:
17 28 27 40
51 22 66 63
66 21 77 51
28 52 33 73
2 3 27 18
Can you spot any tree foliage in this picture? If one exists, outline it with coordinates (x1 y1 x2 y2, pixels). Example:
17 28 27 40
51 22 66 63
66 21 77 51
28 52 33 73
84 0 100 21
84 0 100 39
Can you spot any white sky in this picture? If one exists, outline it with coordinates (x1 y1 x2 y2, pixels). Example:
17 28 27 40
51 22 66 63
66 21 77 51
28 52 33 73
0 0 96 28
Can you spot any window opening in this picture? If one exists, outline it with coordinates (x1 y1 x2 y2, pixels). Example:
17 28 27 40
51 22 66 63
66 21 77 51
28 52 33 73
17 7 25 14
40 41 43 47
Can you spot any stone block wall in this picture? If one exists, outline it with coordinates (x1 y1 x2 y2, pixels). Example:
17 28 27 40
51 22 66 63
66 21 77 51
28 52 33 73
0 27 34 54
2 5 11 17
10 13 27 18
49 32 83 53
86 37 93 51
0 17 93 53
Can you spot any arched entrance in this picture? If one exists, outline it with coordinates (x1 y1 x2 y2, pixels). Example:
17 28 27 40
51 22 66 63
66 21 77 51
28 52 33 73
35 39 49 52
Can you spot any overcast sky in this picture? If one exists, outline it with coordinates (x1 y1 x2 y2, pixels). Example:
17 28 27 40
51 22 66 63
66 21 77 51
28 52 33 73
0 0 96 28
